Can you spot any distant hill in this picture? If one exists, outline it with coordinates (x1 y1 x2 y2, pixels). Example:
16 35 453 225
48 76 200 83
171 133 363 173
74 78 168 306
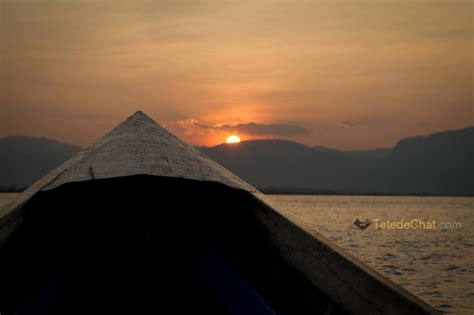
312 146 392 159
0 136 81 190
378 127 474 195
198 127 474 196
198 139 373 191
1 127 472 195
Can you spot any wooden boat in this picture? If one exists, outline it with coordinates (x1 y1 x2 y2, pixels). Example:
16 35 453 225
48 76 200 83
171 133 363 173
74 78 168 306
0 111 440 314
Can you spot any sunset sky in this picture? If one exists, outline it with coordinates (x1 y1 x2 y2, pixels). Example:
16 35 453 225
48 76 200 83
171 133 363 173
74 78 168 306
1 0 473 149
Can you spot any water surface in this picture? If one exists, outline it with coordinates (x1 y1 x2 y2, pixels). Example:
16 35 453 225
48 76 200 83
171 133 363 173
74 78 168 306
270 195 474 314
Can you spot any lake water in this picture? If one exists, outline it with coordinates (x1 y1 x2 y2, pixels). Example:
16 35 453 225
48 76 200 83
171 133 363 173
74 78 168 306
270 195 474 314
1 193 473 313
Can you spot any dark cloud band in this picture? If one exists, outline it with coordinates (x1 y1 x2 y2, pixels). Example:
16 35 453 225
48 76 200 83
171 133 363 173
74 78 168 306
219 122 308 137
172 119 308 137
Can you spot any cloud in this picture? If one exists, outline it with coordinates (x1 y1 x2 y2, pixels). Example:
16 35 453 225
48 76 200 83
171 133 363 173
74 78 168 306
341 115 422 129
167 119 308 137
218 122 308 137
341 118 384 128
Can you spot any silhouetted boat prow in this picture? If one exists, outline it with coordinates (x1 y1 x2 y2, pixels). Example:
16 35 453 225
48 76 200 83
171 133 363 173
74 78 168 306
0 111 441 314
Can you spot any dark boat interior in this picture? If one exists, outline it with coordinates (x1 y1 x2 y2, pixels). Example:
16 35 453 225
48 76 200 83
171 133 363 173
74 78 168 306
0 175 347 314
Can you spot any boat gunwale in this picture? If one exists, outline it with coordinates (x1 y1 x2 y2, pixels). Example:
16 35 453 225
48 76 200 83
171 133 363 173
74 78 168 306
1 174 442 314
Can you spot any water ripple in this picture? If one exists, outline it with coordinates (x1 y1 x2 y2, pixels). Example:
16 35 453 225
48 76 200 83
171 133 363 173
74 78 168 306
271 195 474 312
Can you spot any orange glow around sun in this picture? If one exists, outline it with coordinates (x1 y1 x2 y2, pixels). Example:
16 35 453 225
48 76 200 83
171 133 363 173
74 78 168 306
226 135 241 144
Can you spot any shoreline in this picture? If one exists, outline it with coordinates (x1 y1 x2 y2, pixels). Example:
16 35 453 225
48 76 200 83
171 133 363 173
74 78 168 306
1 189 473 198
259 189 474 197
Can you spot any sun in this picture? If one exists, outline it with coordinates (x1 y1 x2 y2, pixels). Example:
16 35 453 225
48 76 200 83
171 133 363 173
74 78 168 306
226 135 241 144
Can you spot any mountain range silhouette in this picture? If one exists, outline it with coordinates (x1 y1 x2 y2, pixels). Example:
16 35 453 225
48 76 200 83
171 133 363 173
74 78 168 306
0 127 472 195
